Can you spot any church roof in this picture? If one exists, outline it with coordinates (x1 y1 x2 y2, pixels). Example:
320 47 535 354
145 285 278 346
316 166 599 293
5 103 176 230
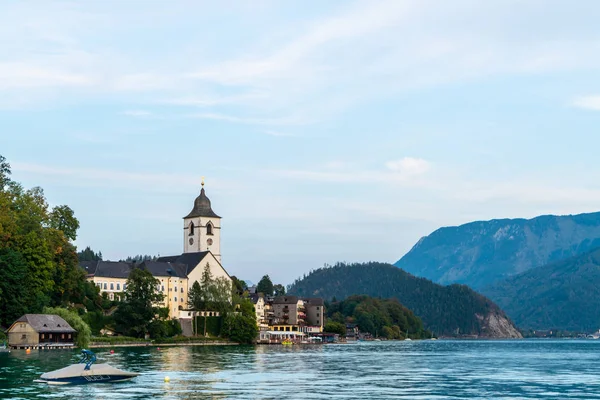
93 261 132 278
184 187 221 219
139 260 187 278
80 260 98 275
156 251 211 275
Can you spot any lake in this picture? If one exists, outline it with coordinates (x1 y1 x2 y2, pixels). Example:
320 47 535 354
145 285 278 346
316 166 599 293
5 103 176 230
1 340 600 399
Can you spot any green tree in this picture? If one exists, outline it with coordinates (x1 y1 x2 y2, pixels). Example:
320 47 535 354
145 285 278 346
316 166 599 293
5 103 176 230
77 246 103 261
49 205 79 241
0 248 32 326
273 284 286 296
222 314 258 344
113 268 164 338
222 295 257 344
256 275 274 296
209 277 233 315
188 265 234 336
43 306 92 348
231 276 247 295
188 281 205 310
324 321 346 336
0 155 11 189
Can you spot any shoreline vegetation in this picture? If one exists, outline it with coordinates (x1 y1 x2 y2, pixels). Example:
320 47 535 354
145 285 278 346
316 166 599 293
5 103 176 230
87 334 235 348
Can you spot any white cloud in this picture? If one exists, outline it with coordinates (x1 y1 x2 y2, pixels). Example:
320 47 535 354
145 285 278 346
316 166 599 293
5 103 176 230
188 112 308 126
385 157 431 175
120 110 152 117
11 162 205 192
0 62 92 89
2 0 600 121
571 95 600 111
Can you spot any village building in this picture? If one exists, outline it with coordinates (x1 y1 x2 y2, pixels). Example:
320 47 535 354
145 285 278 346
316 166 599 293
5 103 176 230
259 296 325 342
7 314 76 349
82 182 232 319
249 293 269 331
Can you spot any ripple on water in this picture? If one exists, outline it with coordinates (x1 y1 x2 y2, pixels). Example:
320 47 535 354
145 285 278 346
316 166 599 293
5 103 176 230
2 340 600 399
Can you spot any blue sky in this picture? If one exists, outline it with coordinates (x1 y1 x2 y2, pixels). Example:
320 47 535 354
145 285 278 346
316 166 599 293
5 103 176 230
2 0 600 285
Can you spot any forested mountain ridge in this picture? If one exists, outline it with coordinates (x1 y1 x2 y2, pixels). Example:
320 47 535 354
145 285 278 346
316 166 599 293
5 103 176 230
288 262 521 338
395 212 600 289
326 295 432 339
482 247 600 332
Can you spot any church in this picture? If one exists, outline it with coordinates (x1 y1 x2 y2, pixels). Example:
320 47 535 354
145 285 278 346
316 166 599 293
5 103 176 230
82 182 232 319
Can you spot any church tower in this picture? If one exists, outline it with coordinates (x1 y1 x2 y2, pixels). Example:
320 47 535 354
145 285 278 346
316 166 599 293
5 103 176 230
183 179 221 262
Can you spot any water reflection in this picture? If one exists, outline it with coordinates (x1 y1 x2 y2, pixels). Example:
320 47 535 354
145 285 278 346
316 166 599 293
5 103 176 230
3 341 600 399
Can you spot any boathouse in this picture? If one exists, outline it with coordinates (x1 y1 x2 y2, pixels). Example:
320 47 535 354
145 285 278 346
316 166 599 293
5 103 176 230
7 314 76 349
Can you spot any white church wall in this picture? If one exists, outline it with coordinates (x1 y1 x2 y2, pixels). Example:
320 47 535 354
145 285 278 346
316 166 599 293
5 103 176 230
187 252 231 291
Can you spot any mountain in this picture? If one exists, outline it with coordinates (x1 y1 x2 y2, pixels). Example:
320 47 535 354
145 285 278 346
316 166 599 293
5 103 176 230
482 247 600 332
395 212 600 289
288 262 521 338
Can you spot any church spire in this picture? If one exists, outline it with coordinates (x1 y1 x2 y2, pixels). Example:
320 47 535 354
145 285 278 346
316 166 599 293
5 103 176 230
183 178 221 219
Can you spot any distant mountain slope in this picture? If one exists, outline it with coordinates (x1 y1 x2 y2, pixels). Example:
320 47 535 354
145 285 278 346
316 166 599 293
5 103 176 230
395 212 600 289
482 248 600 332
287 262 521 338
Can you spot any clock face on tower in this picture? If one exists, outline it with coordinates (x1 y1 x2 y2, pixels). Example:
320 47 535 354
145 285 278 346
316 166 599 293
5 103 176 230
189 238 194 245
207 238 213 246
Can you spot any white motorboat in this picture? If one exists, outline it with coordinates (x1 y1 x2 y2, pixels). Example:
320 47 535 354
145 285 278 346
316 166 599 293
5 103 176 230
37 350 138 385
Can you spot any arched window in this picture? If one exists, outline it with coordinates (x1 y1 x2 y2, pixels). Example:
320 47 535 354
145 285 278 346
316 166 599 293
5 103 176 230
206 222 213 236
189 222 195 236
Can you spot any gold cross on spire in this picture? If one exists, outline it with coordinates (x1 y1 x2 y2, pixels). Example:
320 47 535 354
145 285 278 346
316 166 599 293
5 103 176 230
201 176 205 187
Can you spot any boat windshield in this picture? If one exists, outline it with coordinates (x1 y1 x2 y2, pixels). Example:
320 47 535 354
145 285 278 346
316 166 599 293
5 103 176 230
78 349 97 370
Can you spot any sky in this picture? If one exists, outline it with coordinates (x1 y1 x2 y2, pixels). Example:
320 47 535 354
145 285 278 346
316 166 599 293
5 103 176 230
2 0 600 285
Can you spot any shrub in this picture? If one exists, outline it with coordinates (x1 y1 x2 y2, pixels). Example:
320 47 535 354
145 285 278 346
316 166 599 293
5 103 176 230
43 307 92 348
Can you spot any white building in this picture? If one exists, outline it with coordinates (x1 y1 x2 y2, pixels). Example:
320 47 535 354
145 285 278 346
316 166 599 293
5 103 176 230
84 182 232 319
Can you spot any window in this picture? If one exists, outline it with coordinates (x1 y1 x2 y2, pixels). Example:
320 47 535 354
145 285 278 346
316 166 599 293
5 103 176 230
110 283 114 290
41 334 45 339
49 334 53 339
21 334 26 340
181 288 184 293
175 286 178 292
161 286 165 291
61 334 65 339
68 334 72 339
103 283 107 290
317 313 320 317
206 222 213 235
189 222 195 236
123 284 127 290
109 293 114 300
174 297 178 302
117 283 120 290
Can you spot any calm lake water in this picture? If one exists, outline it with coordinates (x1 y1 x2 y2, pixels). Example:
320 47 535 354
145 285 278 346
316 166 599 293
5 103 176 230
1 340 600 399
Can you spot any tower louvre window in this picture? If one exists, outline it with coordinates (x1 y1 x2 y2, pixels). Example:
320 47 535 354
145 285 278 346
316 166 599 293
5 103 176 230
189 222 195 236
206 222 213 235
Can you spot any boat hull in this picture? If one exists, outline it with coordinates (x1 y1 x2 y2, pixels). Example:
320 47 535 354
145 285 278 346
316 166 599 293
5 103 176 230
38 374 137 385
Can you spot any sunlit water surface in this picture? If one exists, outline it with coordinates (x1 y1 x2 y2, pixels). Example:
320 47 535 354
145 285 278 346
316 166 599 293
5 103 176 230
1 340 599 399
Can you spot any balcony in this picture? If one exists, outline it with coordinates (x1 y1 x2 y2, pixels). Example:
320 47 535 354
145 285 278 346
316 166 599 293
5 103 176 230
298 312 307 320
